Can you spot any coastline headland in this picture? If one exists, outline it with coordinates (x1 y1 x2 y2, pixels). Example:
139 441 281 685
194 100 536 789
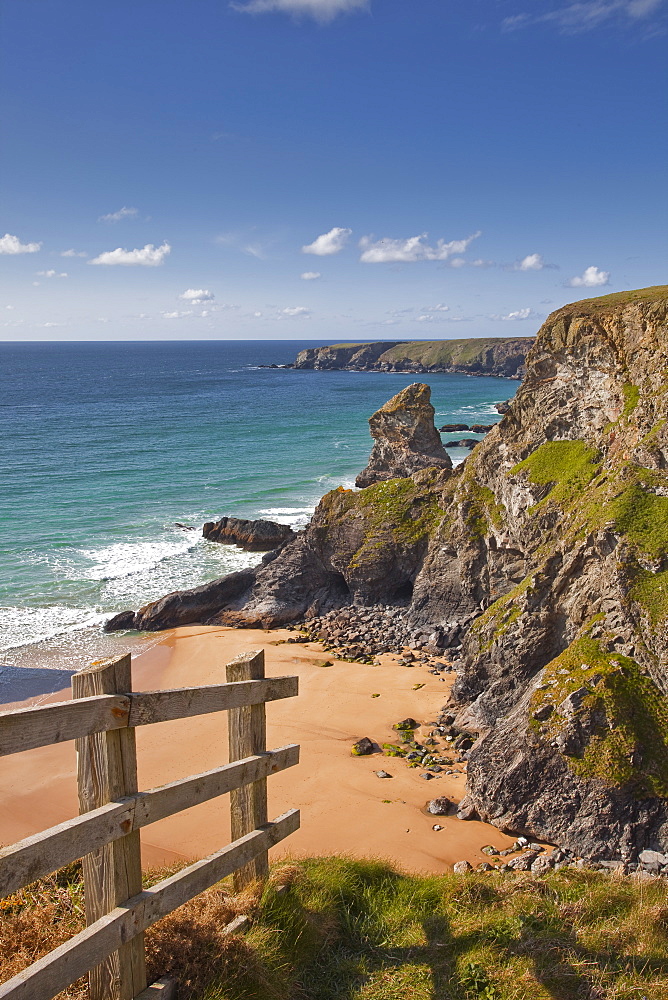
292 336 534 379
106 285 668 867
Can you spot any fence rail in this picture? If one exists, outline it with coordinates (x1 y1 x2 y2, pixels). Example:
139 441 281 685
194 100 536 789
0 648 300 1000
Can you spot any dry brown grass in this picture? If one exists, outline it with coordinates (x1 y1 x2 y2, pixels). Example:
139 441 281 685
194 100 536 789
0 861 267 1000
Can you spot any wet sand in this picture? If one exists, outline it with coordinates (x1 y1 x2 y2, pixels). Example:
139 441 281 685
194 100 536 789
0 626 518 873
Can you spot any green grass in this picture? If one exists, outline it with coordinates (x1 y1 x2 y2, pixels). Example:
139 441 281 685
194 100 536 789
459 476 505 538
510 440 601 510
629 567 668 625
531 632 668 796
554 284 668 316
205 858 668 1000
621 383 640 418
5 858 668 1000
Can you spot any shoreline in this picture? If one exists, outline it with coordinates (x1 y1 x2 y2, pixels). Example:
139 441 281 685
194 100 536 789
0 624 521 874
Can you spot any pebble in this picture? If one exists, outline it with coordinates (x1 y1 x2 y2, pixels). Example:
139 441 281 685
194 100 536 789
375 770 392 779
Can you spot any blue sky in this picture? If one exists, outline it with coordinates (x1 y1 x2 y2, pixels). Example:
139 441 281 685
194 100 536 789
1 0 666 340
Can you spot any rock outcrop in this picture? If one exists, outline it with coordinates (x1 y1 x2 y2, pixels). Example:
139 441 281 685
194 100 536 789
355 383 452 488
104 567 258 632
295 337 533 378
203 516 294 551
106 284 668 861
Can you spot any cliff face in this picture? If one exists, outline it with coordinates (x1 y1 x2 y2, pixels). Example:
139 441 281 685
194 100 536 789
442 287 668 857
294 337 533 378
240 285 668 858
108 284 668 860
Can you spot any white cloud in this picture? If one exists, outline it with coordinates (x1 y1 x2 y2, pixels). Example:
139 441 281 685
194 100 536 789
359 231 481 263
37 270 68 278
179 288 214 305
301 271 321 280
491 307 535 321
98 206 139 223
61 249 88 258
567 265 610 287
302 227 351 256
162 310 193 319
89 242 171 267
232 0 368 21
503 0 664 33
0 233 42 255
280 306 311 317
254 311 263 317
517 253 545 271
41 322 66 328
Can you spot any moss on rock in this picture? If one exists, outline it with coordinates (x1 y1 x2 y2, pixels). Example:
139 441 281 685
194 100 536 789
531 632 668 797
511 440 601 511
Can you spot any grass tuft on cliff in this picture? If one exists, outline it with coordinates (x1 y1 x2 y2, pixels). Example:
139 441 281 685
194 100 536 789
3 858 668 1000
510 440 601 510
531 632 668 797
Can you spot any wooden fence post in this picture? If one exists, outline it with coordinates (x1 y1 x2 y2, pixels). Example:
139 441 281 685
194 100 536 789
226 650 269 890
73 656 147 1000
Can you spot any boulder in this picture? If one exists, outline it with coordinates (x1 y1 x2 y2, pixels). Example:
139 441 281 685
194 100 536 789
355 383 452 488
426 797 452 815
453 860 473 873
439 423 470 432
203 516 294 552
351 737 376 756
443 438 480 449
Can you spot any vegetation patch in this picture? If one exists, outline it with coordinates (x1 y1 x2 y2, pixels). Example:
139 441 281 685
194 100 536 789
621 382 640 418
629 566 668 626
554 283 668 317
469 575 533 649
510 440 601 511
459 473 505 538
4 859 668 1000
531 632 668 796
379 337 526 368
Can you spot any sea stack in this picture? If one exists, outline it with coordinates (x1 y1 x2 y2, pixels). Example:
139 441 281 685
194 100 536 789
355 383 453 488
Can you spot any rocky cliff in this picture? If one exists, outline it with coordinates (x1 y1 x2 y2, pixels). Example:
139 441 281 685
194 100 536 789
355 383 452 487
294 337 533 378
108 285 668 860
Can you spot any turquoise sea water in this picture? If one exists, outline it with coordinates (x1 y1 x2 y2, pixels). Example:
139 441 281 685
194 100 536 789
1 341 517 672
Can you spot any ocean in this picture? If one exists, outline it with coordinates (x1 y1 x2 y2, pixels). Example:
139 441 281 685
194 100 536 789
0 340 517 675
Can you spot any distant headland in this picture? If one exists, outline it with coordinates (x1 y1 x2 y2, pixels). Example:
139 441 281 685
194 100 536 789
289 337 534 379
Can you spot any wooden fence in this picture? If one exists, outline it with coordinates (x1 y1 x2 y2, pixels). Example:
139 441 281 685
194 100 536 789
0 648 300 1000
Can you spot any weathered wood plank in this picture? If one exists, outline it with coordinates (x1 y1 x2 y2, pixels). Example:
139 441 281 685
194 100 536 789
73 657 147 1000
128 675 298 727
0 695 130 757
0 745 299 899
135 977 177 999
0 677 298 759
227 650 269 889
0 811 300 1000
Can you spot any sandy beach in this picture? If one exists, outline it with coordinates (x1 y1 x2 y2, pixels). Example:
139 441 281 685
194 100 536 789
0 626 519 874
